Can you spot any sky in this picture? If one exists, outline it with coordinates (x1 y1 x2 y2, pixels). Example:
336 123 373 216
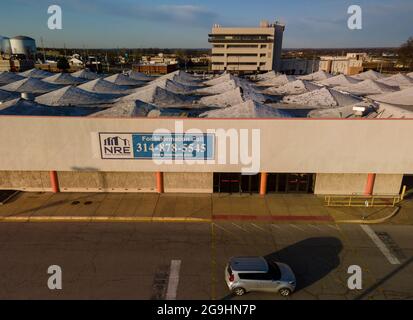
0 0 412 49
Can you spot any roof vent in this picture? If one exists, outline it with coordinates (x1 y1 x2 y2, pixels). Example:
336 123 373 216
21 92 34 101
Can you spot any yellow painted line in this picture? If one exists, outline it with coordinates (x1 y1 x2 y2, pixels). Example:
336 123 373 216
211 223 217 301
0 216 212 224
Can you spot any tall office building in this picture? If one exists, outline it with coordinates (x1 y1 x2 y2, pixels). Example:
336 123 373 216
209 20 285 73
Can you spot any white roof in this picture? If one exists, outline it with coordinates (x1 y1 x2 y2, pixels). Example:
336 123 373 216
105 73 145 86
143 78 197 94
351 70 386 80
265 80 322 95
318 74 361 87
196 79 238 95
282 87 362 108
121 85 193 107
71 69 101 80
0 77 62 94
255 71 277 81
377 73 413 88
203 73 233 86
200 99 292 118
335 79 399 97
308 102 377 119
35 86 118 106
78 78 132 94
128 71 154 81
0 72 25 85
92 100 158 118
256 74 296 87
368 86 413 106
43 73 87 85
19 69 54 79
198 87 244 108
376 103 413 118
0 89 20 102
0 98 96 116
298 70 333 81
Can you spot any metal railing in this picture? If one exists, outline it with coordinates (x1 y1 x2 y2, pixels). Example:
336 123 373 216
324 186 406 208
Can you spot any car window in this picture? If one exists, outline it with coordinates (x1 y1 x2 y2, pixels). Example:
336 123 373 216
267 263 281 280
238 273 272 281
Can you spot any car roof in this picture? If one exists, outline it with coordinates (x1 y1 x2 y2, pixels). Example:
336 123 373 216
229 257 269 272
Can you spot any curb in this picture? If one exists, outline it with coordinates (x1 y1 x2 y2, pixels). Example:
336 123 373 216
0 216 212 224
334 206 401 224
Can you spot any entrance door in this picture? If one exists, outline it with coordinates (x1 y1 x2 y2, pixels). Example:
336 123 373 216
267 173 314 194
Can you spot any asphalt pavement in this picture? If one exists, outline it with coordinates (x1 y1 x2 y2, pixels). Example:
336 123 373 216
0 222 411 300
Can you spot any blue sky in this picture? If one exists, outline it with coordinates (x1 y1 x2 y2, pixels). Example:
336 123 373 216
1 0 412 48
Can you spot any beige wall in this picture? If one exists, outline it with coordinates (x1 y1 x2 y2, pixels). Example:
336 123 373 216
164 173 213 193
314 173 403 196
0 171 51 192
1 117 413 174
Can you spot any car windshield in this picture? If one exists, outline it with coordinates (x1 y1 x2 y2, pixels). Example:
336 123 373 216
266 260 281 280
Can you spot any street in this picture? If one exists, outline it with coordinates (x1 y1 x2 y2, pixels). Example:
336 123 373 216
0 222 412 300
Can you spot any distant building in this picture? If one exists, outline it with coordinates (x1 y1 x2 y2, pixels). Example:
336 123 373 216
209 20 285 73
319 53 366 76
280 58 320 75
134 63 178 75
141 53 178 66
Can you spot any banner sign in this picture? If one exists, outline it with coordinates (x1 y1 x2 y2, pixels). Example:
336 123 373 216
99 133 215 160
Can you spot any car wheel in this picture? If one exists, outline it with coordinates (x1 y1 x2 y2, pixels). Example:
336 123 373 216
233 287 246 296
279 288 292 297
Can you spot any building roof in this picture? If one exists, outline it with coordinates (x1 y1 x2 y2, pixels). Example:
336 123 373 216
43 73 87 85
368 86 413 107
0 72 26 85
318 74 361 87
104 73 145 86
0 77 62 94
282 87 362 108
200 99 292 118
335 79 399 97
71 69 101 80
78 78 131 95
298 70 333 81
19 69 54 79
256 74 296 87
352 70 387 81
377 73 413 88
92 100 158 118
265 79 322 95
35 86 119 107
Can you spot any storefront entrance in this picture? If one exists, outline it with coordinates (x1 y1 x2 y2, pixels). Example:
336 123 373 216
214 173 314 194
267 173 314 194
213 173 260 194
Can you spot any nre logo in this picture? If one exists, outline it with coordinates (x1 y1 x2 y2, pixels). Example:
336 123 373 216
103 136 131 155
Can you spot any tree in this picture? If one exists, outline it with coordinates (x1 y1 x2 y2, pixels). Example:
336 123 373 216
398 37 413 71
57 56 70 72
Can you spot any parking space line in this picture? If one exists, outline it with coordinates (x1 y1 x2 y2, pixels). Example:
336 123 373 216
308 224 322 231
360 225 401 265
166 260 182 300
271 224 281 230
213 223 239 238
289 224 305 232
231 223 249 233
251 223 269 233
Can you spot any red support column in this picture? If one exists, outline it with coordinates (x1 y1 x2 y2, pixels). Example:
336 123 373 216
156 172 164 194
364 174 376 196
50 171 59 193
260 172 268 196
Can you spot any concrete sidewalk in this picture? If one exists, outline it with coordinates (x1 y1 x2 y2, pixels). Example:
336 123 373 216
0 191 410 224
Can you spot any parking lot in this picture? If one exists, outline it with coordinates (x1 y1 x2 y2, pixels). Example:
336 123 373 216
0 222 411 300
